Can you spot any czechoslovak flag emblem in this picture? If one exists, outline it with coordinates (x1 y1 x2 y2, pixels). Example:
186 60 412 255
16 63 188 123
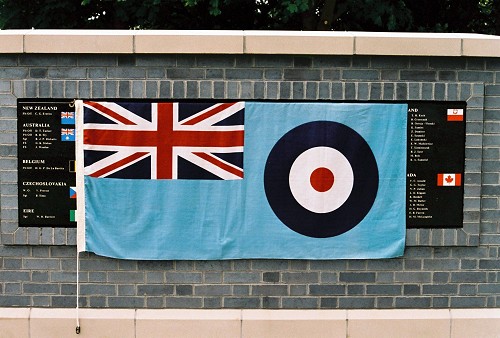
447 108 463 121
437 173 462 186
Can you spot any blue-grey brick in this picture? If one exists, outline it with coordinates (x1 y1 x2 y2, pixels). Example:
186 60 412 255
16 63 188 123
282 297 318 309
52 80 64 97
264 69 282 80
193 285 230 296
119 80 131 97
175 285 193 296
30 68 47 78
108 297 145 308
366 285 401 296
255 55 292 67
223 272 259 283
117 285 135 296
89 80 103 98
233 260 251 271
197 80 211 98
282 272 318 283
135 55 176 67
345 82 356 100
107 67 145 79
309 285 345 296
132 80 145 98
137 285 174 296
226 69 263 80
23 283 59 294
279 81 291 99
117 55 136 66
145 272 164 284
204 272 222 284
458 71 494 82
38 80 51 97
108 272 145 283
105 80 118 98
314 56 351 67
395 297 431 308
252 285 288 296
339 272 375 284
401 70 437 81
48 68 87 79
88 67 107 79
422 284 457 295
451 272 487 283
204 297 222 308
0 296 30 307
80 284 116 296
0 68 28 79
263 272 280 283
322 70 340 80
316 82 329 99
224 297 260 309
346 285 364 295
195 260 231 271
342 70 379 81
383 83 395 100
23 258 59 270
438 71 457 81
158 81 171 97
233 285 250 296
395 272 431 283
240 81 253 99
78 55 116 66
292 81 304 99
450 296 486 308
283 69 320 81
80 258 118 271
339 297 374 309
165 272 202 284
205 68 223 79
287 285 305 296
196 55 235 68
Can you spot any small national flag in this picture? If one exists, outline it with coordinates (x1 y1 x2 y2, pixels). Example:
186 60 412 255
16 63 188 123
447 108 463 121
61 128 75 142
70 210 76 222
437 173 462 186
69 187 77 199
61 111 75 125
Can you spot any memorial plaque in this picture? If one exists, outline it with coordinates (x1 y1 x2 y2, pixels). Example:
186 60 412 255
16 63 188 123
18 100 76 227
406 101 466 228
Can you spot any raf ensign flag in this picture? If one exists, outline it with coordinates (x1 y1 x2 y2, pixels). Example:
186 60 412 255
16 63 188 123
76 101 407 260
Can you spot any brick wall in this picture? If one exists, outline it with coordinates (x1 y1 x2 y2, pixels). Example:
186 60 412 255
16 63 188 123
0 52 499 309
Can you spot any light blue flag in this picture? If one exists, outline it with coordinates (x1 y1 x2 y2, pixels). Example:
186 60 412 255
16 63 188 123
77 101 407 260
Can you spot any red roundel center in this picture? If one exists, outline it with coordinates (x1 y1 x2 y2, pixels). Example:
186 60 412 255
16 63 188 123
310 167 335 192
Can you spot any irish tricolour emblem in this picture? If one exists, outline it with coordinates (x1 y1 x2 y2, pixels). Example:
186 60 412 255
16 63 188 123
264 121 378 238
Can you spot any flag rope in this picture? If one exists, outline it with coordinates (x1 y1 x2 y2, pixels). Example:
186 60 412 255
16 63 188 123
76 250 80 334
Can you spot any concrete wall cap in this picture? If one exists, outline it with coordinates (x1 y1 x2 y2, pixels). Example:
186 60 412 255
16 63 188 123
0 30 498 56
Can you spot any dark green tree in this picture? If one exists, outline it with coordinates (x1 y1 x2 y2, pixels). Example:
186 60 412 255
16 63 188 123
0 0 497 34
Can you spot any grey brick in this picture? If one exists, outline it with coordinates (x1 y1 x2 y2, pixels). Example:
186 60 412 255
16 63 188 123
80 284 116 296
338 297 374 309
204 297 222 308
137 285 174 296
339 272 375 283
23 283 59 294
279 81 291 99
88 67 107 79
48 68 87 79
223 272 259 283
400 70 437 81
342 70 379 81
322 70 340 80
233 285 250 296
195 285 231 296
255 55 292 67
282 272 318 283
395 297 431 308
283 69 320 81
252 285 287 296
135 55 176 67
458 71 494 82
226 69 263 80
366 285 402 295
290 285 307 296
78 55 116 66
176 285 193 296
108 297 145 308
282 297 318 309
450 296 486 308
320 297 338 309
166 272 202 284
108 272 145 283
223 297 260 309
309 285 345 296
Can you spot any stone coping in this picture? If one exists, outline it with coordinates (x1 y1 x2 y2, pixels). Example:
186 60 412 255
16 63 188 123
0 30 498 56
1 308 498 338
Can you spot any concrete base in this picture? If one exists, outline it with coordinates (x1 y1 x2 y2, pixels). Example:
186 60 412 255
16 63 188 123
0 308 498 338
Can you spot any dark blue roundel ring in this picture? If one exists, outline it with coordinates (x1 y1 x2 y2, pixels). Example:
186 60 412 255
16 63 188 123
264 121 379 238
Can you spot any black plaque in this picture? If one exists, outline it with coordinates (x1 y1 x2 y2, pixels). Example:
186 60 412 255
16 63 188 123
18 100 76 227
406 101 466 228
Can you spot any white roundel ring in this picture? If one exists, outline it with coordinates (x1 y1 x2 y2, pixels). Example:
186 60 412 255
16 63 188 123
289 146 354 214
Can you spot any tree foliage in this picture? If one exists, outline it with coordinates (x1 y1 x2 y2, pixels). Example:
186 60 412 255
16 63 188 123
0 0 497 35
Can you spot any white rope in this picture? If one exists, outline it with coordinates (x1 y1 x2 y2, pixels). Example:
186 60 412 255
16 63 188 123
76 250 81 334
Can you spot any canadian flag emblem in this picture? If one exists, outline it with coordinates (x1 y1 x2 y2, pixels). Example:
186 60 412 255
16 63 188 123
437 173 462 186
447 108 463 121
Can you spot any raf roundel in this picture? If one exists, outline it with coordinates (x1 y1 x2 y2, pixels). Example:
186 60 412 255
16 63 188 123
264 121 379 238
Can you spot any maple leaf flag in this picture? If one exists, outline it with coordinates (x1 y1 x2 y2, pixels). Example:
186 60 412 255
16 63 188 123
437 173 462 186
447 108 463 121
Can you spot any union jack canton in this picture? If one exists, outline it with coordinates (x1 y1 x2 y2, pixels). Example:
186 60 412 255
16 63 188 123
83 101 245 180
